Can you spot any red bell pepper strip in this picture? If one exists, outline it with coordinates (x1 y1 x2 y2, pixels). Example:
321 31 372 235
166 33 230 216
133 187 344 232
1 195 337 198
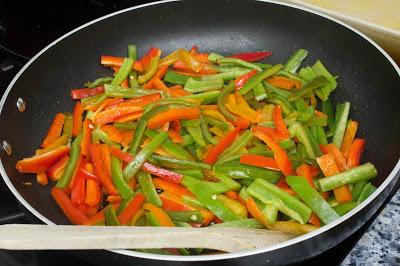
51 187 88 225
252 125 285 142
137 47 161 70
147 108 200 129
41 113 66 148
80 119 92 158
71 168 87 205
142 65 169 89
71 86 105 100
72 102 84 137
231 116 251 129
239 154 280 171
117 192 146 224
253 129 293 176
273 105 290 138
228 51 272 62
347 138 366 168
89 144 119 195
295 164 314 188
234 69 258 90
308 213 321 227
47 155 69 181
100 55 143 72
16 146 70 174
108 147 183 183
203 126 241 164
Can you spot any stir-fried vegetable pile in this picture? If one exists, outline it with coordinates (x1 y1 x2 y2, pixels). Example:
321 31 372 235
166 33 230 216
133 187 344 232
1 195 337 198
16 45 378 255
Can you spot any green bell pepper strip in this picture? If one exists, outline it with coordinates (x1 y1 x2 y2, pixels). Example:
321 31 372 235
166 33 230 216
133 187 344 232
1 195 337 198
208 52 224 62
322 99 335 133
289 122 317 159
240 64 284 95
104 84 160 98
136 248 175 255
80 94 104 106
287 76 329 102
357 183 376 204
145 130 194 160
130 105 168 155
351 180 368 201
279 138 295 150
184 78 223 93
215 174 241 191
258 117 298 128
138 56 160 84
174 169 204 179
166 211 203 223
213 162 281 183
295 98 314 122
217 82 237 121
262 80 290 98
215 154 242 165
181 195 205 209
180 120 202 129
262 204 279 224
150 154 211 169
105 205 121 226
304 127 322 157
239 187 250 201
146 212 161 226
312 60 337 101
135 216 147 226
185 125 206 147
211 219 264 229
204 116 229 131
113 122 136 130
332 101 350 148
286 175 340 224
181 175 233 194
180 91 221 103
56 134 83 188
123 131 168 181
92 128 120 148
180 134 194 147
200 115 218 145
164 70 200 85
111 58 134 86
298 66 315 81
318 163 377 192
110 156 134 199
283 49 309 73
217 57 262 71
218 65 254 73
137 170 162 206
202 70 251 81
314 126 328 145
129 72 139 88
248 178 312 224
182 177 241 222
84 77 113 88
128 44 137 60
254 62 273 69
253 83 267 101
62 113 73 143
332 201 357 216
268 93 294 115
218 130 253 162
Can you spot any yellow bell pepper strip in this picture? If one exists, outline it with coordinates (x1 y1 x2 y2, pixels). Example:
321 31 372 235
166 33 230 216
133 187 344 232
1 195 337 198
318 162 377 192
286 175 340 224
239 64 284 95
268 221 317 235
202 109 227 122
143 203 175 227
332 101 350 148
41 113 66 148
217 194 248 218
111 58 134 86
123 131 168 180
225 99 259 122
177 48 202 73
147 107 200 129
283 49 309 73
341 120 358 159
137 170 162 207
203 126 241 164
110 156 134 200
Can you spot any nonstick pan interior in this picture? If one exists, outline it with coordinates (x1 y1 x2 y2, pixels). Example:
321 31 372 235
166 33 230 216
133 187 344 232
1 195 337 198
0 0 399 261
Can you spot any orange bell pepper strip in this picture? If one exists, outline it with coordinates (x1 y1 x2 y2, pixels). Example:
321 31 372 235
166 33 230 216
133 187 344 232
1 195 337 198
276 177 296 195
239 154 280 171
71 168 87 205
41 113 65 148
203 126 241 164
347 138 366 168
80 119 92 158
143 203 175 227
120 79 129 88
341 121 359 159
231 116 251 129
295 164 314 188
93 106 142 126
117 193 146 225
234 69 258 90
114 111 143 123
82 202 120 225
89 144 119 195
308 213 321 227
225 191 238 200
107 195 122 203
100 55 143 72
115 93 161 108
168 120 183 143
47 155 69 181
51 187 88 225
85 179 101 206
273 105 290 138
72 102 84 137
266 76 301 90
246 197 270 227
159 192 194 211
142 65 169 89
321 144 348 172
36 173 48 186
152 178 194 198
120 130 134 147
253 129 293 176
100 125 124 143
36 135 69 155
16 146 70 174
316 154 352 203
147 107 200 129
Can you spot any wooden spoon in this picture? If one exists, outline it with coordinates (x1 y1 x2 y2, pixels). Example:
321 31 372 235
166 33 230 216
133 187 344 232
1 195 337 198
0 224 295 253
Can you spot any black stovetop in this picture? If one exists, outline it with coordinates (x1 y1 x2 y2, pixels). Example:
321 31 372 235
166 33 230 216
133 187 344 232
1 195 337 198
0 1 398 265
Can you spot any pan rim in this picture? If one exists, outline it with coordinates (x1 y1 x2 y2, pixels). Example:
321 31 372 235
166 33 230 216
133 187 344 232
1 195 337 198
0 0 399 262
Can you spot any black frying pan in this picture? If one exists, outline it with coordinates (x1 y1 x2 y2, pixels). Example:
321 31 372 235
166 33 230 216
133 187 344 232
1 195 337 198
0 0 399 265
